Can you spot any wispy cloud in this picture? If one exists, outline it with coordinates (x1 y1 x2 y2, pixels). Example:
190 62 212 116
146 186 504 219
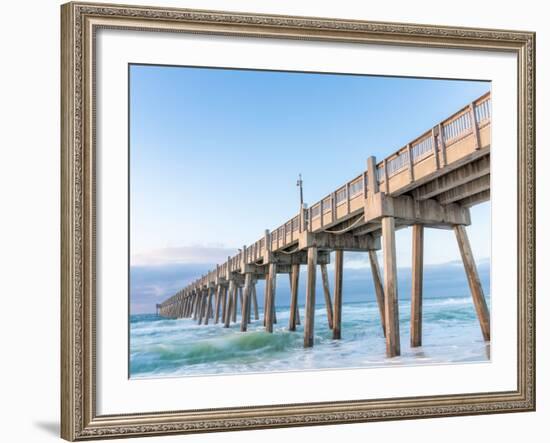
131 245 239 267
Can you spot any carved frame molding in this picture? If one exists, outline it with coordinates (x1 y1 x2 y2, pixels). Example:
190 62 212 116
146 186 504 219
61 2 535 440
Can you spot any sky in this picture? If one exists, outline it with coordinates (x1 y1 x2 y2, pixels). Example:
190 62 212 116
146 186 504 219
129 64 491 314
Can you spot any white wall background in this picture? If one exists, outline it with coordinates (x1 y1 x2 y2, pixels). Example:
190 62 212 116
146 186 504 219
0 1 546 442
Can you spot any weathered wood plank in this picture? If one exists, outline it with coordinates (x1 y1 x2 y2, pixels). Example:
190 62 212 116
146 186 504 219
412 155 489 201
437 175 490 205
456 189 490 208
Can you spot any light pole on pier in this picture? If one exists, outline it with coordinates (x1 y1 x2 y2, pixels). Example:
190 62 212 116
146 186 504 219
296 173 304 207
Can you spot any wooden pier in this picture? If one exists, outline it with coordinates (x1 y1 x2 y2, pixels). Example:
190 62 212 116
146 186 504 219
158 92 492 357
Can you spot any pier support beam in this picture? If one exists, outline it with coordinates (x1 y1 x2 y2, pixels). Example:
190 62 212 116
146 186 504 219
198 289 206 325
214 285 222 324
192 292 199 321
204 287 213 325
304 247 318 348
288 264 300 331
193 289 200 320
221 285 228 323
240 273 253 332
263 276 268 327
184 297 189 317
239 286 244 318
382 216 400 357
368 250 386 337
320 264 334 329
410 225 424 347
333 250 344 339
265 263 277 333
231 283 238 323
195 292 202 321
224 281 234 328
454 225 491 341
251 283 259 320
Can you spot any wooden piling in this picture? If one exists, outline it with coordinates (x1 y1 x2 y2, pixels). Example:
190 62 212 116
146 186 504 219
241 273 252 332
204 287 213 325
220 285 227 323
272 285 278 325
231 283 238 323
333 250 344 339
192 293 199 321
197 292 201 319
368 250 386 337
224 281 234 328
195 292 201 320
320 263 334 329
214 285 222 324
304 247 318 348
382 217 400 357
247 296 252 324
263 275 268 326
198 290 206 325
288 263 300 331
251 283 259 320
239 286 244 317
265 263 277 333
411 224 424 347
454 225 490 341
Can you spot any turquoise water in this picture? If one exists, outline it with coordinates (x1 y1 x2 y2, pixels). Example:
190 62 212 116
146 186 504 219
129 295 490 378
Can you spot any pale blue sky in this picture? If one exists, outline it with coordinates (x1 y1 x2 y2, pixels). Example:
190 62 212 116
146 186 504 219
129 64 490 268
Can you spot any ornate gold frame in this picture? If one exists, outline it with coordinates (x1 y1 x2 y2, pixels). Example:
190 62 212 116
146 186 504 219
60 2 536 440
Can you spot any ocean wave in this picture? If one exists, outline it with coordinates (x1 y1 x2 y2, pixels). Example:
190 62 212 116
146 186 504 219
130 298 490 378
131 329 301 374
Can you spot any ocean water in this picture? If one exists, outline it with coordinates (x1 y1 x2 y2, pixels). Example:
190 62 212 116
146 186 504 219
129 295 490 378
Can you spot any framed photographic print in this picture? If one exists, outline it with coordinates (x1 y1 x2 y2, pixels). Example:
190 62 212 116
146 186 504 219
60 1 536 440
